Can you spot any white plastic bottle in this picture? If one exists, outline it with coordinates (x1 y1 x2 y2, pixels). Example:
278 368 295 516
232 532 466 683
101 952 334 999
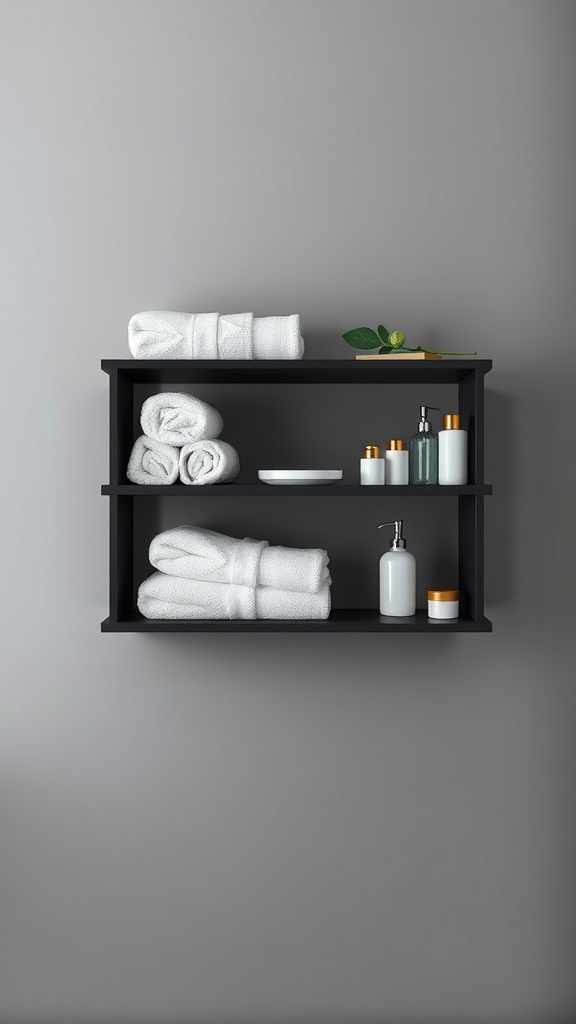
438 414 467 485
385 439 409 484
360 444 386 485
378 520 416 616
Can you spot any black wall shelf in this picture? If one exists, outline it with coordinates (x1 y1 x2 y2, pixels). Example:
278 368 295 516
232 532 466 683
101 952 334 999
102 609 492 634
102 358 492 633
102 358 490 385
102 483 493 497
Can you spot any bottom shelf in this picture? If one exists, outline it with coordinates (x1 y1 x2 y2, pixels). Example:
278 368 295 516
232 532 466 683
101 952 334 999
101 609 492 633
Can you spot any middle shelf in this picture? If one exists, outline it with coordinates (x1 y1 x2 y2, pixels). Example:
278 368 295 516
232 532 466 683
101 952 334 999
102 484 493 496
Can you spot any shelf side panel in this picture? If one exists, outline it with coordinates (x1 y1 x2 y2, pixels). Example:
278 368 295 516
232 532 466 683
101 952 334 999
109 495 134 622
109 368 134 485
458 494 484 622
458 367 484 485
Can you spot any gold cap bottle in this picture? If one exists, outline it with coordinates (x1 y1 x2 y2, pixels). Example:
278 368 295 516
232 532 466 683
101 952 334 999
439 414 467 484
361 444 385 484
384 438 409 484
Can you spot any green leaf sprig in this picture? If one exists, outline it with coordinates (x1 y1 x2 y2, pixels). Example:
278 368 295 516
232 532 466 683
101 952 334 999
343 325 476 356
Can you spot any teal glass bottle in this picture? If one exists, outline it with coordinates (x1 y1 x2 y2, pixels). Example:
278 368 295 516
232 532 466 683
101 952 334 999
409 405 439 484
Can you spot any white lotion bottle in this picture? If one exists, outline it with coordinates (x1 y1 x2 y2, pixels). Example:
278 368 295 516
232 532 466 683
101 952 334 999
385 439 409 484
378 520 416 616
361 444 386 485
438 413 467 484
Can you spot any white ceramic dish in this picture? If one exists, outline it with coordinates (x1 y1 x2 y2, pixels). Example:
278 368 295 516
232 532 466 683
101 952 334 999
258 469 343 486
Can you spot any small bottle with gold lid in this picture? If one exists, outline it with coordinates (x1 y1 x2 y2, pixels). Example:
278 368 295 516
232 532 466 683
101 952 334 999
385 439 409 485
360 444 385 485
438 413 467 485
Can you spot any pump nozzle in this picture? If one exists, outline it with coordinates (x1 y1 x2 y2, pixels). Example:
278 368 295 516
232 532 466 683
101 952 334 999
418 405 439 433
377 519 406 549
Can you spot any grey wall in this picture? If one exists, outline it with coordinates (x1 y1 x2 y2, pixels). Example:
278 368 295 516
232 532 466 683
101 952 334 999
1 1 575 1021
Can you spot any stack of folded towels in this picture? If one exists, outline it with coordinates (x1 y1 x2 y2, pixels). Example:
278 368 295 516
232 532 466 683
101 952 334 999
127 392 240 486
138 526 331 620
129 311 304 360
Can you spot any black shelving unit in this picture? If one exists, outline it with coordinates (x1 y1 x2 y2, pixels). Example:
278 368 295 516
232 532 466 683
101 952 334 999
101 358 492 633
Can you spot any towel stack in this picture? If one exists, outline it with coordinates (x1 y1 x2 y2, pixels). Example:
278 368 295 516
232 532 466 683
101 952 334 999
129 311 304 360
127 392 240 486
138 526 331 620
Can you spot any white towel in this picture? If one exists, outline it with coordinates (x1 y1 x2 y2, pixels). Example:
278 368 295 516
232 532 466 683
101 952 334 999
138 572 331 620
149 526 331 594
129 311 304 360
179 440 240 485
252 315 304 360
140 392 223 446
127 436 179 485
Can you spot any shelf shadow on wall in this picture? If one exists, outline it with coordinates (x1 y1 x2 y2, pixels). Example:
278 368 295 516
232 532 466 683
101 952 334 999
484 386 516 609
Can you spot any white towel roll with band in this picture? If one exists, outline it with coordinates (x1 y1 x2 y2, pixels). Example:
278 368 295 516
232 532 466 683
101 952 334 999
129 311 304 360
127 436 179 485
138 572 331 620
140 392 223 446
179 440 240 485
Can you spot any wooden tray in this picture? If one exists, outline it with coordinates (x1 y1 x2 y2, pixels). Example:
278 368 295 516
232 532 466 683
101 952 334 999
356 352 442 360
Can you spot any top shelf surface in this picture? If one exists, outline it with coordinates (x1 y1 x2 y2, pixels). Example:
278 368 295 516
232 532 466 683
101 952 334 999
101 358 492 385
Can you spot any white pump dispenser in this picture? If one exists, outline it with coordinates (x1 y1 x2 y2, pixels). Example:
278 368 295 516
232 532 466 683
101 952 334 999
378 519 416 616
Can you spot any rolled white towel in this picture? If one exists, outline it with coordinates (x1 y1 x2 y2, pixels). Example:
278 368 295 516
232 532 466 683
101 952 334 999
179 440 240 485
140 392 223 446
127 436 179 485
138 572 331 620
129 311 304 360
149 526 331 594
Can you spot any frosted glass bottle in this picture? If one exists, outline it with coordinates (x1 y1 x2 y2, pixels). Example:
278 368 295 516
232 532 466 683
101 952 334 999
409 405 439 485
378 520 416 616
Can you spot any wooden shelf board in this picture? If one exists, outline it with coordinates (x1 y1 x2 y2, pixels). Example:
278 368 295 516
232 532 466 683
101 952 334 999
356 352 442 360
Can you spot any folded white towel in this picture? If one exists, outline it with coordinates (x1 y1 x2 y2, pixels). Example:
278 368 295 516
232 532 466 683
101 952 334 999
138 572 331 620
179 440 239 485
149 526 331 593
129 311 304 360
140 392 223 446
127 436 179 485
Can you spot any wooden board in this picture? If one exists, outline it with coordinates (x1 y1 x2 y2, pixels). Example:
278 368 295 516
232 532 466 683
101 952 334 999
356 352 442 360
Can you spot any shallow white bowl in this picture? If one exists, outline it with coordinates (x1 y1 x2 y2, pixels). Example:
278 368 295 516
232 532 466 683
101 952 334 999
258 469 343 486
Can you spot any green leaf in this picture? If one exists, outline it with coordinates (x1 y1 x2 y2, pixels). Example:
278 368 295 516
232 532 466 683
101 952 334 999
377 325 389 343
378 345 392 354
343 328 381 350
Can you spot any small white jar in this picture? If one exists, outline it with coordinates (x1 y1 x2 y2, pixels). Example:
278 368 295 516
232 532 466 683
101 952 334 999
428 589 459 619
361 445 386 485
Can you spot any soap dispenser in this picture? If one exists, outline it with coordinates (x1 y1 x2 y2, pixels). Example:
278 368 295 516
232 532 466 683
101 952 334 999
377 520 416 616
409 405 439 484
